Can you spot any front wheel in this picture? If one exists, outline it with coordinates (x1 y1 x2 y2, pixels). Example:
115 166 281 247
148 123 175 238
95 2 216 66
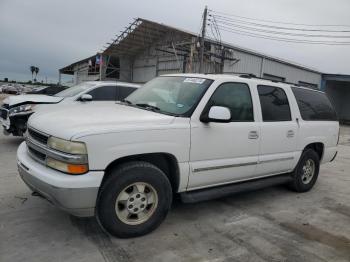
289 149 320 192
96 161 172 238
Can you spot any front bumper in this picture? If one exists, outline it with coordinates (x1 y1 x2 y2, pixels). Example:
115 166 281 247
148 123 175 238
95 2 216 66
17 142 104 217
0 117 10 131
1 111 33 136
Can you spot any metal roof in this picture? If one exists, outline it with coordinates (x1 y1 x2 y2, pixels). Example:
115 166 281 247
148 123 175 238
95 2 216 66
59 55 96 75
60 18 322 74
103 18 195 57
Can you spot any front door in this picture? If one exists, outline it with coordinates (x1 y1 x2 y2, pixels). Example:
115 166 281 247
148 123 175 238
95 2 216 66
188 82 260 190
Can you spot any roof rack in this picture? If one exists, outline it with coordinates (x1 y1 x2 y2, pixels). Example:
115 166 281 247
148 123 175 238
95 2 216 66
239 74 301 87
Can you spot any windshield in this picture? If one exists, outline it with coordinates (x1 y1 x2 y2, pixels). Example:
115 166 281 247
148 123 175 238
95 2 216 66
54 82 97 98
126 76 213 116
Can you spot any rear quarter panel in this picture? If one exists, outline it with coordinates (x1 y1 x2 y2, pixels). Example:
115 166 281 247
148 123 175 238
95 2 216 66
297 120 339 163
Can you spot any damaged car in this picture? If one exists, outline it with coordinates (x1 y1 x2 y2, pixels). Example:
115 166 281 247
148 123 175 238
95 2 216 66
0 81 141 136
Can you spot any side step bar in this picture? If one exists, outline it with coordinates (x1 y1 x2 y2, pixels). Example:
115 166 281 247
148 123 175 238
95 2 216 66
181 174 293 203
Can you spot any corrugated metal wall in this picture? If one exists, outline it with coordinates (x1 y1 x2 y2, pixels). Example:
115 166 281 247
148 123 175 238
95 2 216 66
325 80 350 122
130 44 322 87
224 50 262 76
263 59 321 87
73 62 99 84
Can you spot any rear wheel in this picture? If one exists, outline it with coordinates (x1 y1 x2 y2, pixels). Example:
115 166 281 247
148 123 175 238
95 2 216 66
96 161 172 238
289 149 320 192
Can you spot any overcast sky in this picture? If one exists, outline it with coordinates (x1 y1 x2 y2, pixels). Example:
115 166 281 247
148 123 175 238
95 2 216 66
1 0 349 83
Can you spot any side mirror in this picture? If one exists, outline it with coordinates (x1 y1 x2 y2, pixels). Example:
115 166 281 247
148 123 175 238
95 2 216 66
80 94 92 102
201 106 231 123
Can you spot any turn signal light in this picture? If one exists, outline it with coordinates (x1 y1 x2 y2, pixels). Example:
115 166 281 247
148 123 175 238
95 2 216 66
47 158 88 175
67 164 89 174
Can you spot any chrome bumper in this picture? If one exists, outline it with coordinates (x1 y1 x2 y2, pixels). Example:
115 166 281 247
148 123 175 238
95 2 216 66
17 142 104 217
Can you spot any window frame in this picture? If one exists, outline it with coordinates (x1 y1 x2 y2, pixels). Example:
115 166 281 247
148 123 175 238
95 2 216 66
257 84 292 122
201 81 255 123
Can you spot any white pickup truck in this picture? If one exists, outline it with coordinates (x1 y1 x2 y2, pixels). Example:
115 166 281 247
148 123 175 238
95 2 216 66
17 74 339 238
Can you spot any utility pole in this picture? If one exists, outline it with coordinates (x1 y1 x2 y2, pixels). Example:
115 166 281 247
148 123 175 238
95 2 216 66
199 6 208 73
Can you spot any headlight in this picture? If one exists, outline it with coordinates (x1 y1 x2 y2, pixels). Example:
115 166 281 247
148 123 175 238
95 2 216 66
9 104 35 116
47 158 88 175
47 136 87 154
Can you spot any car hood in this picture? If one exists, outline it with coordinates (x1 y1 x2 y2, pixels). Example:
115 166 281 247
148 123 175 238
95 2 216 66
3 94 63 107
28 103 176 140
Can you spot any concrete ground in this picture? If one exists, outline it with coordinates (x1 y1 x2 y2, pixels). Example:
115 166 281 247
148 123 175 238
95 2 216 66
0 127 349 262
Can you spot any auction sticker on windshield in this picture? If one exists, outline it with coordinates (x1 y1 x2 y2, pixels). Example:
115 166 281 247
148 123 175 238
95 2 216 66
183 78 206 84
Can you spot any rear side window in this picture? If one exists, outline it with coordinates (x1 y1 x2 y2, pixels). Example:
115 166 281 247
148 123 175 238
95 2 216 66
88 86 116 101
207 82 254 122
258 85 292 121
118 86 137 101
292 87 337 121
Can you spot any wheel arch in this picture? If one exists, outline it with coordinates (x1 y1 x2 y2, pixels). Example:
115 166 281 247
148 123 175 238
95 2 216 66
303 142 324 161
102 153 180 193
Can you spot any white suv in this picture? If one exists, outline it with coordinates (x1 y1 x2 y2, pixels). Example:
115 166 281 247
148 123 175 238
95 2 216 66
17 74 339 238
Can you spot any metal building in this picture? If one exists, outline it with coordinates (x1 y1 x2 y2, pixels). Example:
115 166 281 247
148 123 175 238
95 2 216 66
59 18 322 88
322 74 350 123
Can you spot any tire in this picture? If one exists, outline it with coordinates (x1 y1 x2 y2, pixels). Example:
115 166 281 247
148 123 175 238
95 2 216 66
289 149 320 192
96 161 172 238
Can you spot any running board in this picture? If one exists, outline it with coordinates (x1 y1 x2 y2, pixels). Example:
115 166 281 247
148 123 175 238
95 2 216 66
180 174 293 203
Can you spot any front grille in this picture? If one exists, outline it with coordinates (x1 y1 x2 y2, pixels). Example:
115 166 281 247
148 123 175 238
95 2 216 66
28 146 46 162
28 128 49 145
0 108 8 120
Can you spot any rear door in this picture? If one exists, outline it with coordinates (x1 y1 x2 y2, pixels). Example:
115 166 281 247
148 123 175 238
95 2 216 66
256 85 299 176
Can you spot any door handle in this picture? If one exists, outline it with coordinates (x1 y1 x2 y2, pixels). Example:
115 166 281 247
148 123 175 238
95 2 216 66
248 131 259 139
287 130 295 138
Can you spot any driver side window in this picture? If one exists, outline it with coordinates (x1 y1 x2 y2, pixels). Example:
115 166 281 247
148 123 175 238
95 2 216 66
87 86 117 101
207 82 254 122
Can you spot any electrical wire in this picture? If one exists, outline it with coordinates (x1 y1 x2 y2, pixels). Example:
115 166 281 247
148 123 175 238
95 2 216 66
209 9 350 28
214 21 350 38
207 9 350 45
211 15 350 33
217 27 350 45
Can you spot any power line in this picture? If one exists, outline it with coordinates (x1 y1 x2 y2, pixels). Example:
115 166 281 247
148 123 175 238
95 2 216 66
217 27 350 45
209 9 350 28
211 14 350 33
214 21 350 38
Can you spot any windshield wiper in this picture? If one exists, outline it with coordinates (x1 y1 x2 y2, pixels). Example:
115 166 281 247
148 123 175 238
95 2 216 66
120 99 133 105
135 103 160 111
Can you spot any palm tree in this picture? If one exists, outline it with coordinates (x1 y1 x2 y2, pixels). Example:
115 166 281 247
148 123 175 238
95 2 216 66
34 67 39 82
30 66 35 82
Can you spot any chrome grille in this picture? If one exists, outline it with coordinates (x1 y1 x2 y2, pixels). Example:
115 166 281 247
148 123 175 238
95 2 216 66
26 135 88 165
28 146 46 162
28 128 49 145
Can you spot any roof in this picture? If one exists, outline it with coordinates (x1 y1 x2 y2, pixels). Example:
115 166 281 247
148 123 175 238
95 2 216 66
60 18 322 75
59 55 96 75
103 18 194 57
83 81 142 88
162 73 326 93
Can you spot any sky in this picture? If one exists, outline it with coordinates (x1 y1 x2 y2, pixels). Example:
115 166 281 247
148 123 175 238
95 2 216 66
0 0 350 84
